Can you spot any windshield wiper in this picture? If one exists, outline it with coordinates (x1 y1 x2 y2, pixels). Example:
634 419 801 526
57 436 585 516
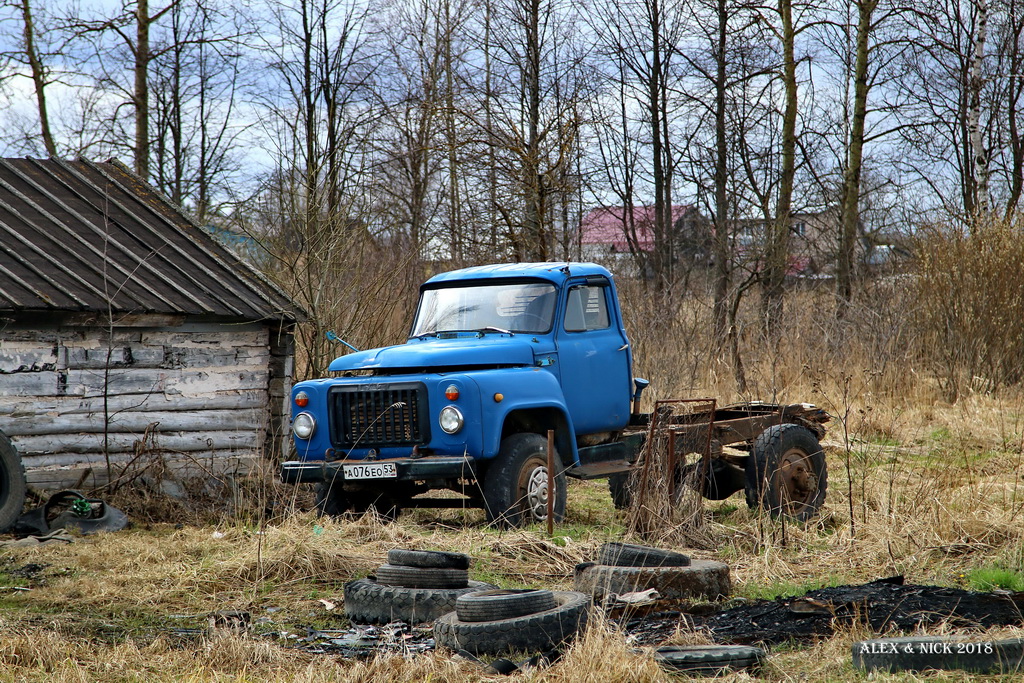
410 331 439 340
477 326 513 336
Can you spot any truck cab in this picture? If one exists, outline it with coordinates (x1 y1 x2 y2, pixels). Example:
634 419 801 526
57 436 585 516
281 262 640 525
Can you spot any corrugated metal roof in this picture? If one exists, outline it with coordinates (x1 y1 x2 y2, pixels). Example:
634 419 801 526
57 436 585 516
0 158 303 323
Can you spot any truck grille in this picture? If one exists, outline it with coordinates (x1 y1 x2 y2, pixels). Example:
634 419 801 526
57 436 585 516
328 383 429 448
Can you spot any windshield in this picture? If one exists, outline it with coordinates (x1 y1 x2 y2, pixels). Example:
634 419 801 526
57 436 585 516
411 281 557 336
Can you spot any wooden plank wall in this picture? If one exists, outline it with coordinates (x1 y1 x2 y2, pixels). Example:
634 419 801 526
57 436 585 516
0 320 275 490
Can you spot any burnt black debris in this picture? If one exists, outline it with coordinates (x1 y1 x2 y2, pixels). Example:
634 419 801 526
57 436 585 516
241 578 1024 661
695 577 1024 646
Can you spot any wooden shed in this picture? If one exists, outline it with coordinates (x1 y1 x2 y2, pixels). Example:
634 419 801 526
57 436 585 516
0 158 304 491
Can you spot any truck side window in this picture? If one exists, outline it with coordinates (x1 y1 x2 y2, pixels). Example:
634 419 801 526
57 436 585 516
564 285 610 332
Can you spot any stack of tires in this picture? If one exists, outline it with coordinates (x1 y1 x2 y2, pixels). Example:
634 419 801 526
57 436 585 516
574 542 731 602
434 588 591 655
344 549 496 625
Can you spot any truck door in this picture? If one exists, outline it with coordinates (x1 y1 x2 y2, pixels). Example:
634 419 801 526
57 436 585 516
555 279 632 435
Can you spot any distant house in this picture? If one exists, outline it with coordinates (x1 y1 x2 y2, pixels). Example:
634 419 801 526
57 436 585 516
730 210 839 275
579 205 708 276
0 158 305 491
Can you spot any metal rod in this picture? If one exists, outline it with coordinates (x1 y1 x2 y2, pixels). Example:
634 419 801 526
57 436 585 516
547 429 555 536
668 429 677 502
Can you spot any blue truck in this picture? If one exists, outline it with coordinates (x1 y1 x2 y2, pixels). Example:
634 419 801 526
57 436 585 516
281 262 830 525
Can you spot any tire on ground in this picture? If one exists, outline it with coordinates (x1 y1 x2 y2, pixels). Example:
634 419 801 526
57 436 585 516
455 589 558 622
386 549 471 570
344 578 496 624
483 433 566 527
374 563 469 589
655 645 766 675
852 637 1024 674
597 542 691 567
0 431 27 533
745 423 827 522
434 590 590 655
573 559 731 601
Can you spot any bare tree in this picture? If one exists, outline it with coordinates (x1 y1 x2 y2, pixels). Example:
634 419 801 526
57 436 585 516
585 0 688 285
476 0 589 261
149 0 247 221
1 0 62 155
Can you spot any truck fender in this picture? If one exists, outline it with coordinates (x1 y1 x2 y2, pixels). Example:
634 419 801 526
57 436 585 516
467 367 579 464
496 406 577 466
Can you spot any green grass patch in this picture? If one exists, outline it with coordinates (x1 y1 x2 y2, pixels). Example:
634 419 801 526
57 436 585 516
738 575 846 602
967 566 1024 592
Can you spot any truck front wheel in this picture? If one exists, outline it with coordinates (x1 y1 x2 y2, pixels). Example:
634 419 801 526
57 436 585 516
744 424 827 521
315 482 401 522
483 433 566 527
0 431 27 532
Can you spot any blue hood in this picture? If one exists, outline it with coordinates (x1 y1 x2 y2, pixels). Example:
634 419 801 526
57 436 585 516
328 337 537 371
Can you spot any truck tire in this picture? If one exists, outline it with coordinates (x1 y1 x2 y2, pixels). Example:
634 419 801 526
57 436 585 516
744 423 827 522
386 549 471 570
597 542 691 567
852 637 1024 674
433 590 590 655
374 563 469 589
315 483 401 522
608 472 633 510
344 577 496 624
483 433 566 527
455 589 558 622
655 645 765 674
0 431 27 533
573 559 731 601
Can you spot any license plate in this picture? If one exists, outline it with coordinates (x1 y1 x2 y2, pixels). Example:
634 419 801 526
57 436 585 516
342 462 398 480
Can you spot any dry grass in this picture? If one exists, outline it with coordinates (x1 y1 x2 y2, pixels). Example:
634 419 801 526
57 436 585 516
3 407 1023 682
6 260 1024 679
5 378 1024 681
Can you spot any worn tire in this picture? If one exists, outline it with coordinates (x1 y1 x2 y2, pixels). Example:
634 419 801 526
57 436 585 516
852 637 1024 674
655 645 765 674
597 542 691 568
608 472 634 510
455 589 558 622
374 563 469 589
315 483 401 521
314 482 348 516
386 549 471 570
434 590 590 655
745 423 827 521
483 433 566 527
344 578 495 625
573 559 731 601
0 431 27 533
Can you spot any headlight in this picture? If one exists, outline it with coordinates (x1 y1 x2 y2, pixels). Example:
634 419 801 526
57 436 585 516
439 406 464 434
292 412 316 439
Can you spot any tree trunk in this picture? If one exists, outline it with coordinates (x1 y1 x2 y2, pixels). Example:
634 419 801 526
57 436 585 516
763 0 797 334
649 0 667 284
836 0 876 316
967 0 990 219
19 0 57 157
712 0 730 337
135 0 151 180
522 0 545 260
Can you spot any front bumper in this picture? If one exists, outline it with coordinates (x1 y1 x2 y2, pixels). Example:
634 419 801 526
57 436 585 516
280 456 478 484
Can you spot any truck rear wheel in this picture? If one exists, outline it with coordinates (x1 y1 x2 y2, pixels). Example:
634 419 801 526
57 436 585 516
744 424 827 521
0 431 27 532
483 433 566 527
